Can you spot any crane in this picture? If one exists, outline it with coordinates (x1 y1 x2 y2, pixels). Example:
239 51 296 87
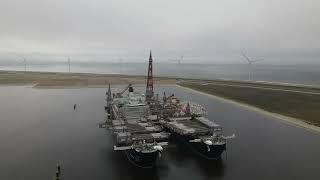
115 84 133 97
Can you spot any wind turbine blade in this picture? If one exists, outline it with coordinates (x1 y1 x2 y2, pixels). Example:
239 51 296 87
241 52 252 63
252 59 263 63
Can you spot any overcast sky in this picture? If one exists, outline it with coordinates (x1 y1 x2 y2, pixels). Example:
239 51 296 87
0 0 319 63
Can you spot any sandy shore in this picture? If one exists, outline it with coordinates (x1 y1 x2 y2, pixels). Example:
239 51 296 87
177 85 320 134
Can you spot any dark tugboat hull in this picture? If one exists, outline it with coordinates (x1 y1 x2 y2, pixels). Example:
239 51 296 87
125 149 159 168
191 142 226 159
170 132 226 160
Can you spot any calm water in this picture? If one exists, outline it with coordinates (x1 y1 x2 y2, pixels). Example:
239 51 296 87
0 85 320 180
1 62 320 86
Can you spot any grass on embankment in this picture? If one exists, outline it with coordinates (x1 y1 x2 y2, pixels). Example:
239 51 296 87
180 81 320 127
0 70 176 87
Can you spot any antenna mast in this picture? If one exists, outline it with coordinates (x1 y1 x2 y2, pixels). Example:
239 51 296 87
146 51 154 102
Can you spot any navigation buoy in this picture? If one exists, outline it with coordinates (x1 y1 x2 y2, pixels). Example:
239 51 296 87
54 164 61 180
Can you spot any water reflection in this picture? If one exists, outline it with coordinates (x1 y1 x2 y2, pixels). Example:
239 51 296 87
99 147 166 180
166 145 225 179
1 86 319 180
99 143 225 180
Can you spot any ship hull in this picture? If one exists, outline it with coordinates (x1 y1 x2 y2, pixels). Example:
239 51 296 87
191 141 226 159
170 132 226 160
125 149 159 168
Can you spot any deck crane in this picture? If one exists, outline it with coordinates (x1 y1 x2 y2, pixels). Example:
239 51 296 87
115 84 133 97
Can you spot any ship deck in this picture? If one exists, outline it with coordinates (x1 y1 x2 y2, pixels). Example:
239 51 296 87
111 117 169 147
112 119 163 134
161 116 220 136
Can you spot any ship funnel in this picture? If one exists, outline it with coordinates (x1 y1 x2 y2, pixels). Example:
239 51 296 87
129 86 134 92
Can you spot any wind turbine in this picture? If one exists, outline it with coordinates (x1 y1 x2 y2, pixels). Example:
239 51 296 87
67 58 71 73
178 55 183 64
23 58 27 72
241 52 262 81
169 55 183 64
119 58 123 74
12 53 28 71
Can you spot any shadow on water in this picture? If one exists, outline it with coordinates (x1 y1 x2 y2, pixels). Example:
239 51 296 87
165 143 226 179
98 141 225 180
193 155 226 179
99 147 170 180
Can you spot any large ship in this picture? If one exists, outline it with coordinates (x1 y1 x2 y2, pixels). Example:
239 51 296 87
101 51 234 167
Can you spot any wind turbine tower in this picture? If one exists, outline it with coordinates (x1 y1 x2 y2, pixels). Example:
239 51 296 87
23 58 27 72
119 58 123 74
68 58 71 73
169 55 183 64
241 52 262 81
179 55 183 64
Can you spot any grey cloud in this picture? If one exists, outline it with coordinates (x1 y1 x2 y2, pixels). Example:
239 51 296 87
0 0 319 63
